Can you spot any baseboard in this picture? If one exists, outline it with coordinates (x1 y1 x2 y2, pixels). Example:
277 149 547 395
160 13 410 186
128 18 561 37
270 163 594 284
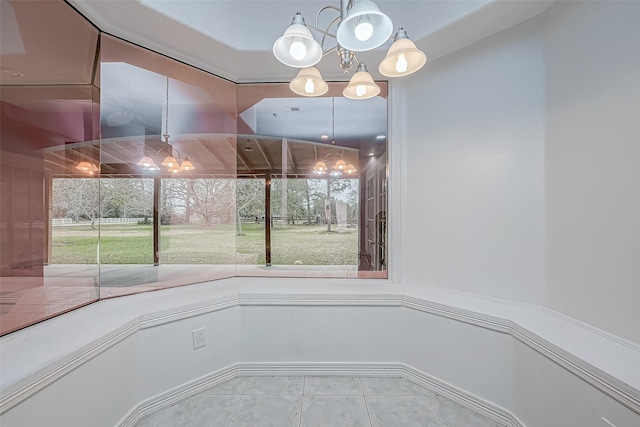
119 362 524 427
2 290 638 422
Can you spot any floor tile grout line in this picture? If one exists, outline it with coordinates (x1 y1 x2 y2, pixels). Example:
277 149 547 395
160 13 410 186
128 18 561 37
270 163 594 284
425 394 446 427
298 377 306 427
226 376 250 427
156 408 171 427
360 378 374 427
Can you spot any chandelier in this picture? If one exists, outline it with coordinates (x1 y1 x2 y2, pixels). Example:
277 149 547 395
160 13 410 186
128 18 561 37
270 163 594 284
312 98 357 176
273 0 427 100
136 77 195 173
75 161 99 175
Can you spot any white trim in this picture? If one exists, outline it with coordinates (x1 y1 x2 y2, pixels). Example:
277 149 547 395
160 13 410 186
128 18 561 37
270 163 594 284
0 318 141 414
387 78 407 285
118 364 238 427
539 306 640 353
1 288 639 419
118 363 523 427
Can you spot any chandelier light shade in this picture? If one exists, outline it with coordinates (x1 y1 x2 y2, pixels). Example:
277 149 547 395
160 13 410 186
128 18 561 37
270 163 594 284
180 157 195 171
273 12 323 68
76 161 99 175
289 67 329 97
345 164 357 174
379 27 427 77
334 159 347 170
161 154 179 168
137 156 160 170
137 156 154 167
313 161 329 174
343 63 380 100
336 0 393 52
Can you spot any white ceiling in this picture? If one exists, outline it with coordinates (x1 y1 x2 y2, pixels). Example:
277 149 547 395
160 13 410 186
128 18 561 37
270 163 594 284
69 0 555 83
241 96 387 143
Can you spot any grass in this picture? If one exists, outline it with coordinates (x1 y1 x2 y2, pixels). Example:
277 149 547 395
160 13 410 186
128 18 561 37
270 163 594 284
52 222 358 266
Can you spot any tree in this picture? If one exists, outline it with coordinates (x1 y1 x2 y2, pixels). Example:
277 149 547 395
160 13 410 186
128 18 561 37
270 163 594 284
323 178 353 231
53 178 100 227
53 178 154 228
271 178 308 224
236 179 264 234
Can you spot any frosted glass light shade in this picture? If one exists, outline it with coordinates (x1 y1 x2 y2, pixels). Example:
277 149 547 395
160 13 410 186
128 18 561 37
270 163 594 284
334 159 347 170
137 156 154 167
336 0 393 52
379 36 426 77
273 13 323 68
290 67 328 97
180 157 195 171
161 155 179 167
343 64 380 100
345 164 357 174
76 161 98 175
313 161 328 174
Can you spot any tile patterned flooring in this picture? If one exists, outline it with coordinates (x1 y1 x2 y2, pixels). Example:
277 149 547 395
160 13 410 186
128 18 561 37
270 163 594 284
135 376 506 427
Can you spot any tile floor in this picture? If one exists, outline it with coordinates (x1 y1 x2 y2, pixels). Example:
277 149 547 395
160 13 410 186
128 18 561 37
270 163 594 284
135 376 506 427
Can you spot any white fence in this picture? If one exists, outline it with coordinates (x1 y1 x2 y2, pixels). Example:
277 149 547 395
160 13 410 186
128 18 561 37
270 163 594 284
52 218 145 226
99 218 144 224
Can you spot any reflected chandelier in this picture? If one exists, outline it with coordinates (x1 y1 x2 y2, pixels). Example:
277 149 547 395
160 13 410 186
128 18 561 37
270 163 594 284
137 77 195 173
273 0 427 100
312 98 357 176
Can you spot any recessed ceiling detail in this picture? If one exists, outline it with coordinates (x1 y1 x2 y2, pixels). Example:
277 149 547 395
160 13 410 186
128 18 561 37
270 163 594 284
68 0 555 82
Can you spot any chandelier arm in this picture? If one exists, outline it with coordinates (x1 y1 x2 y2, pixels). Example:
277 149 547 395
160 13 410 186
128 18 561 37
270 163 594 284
319 16 342 51
353 52 362 66
315 5 341 28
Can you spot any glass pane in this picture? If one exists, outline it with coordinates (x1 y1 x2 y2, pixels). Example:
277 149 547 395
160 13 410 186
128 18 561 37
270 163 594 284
160 176 236 268
271 177 359 277
236 84 388 278
98 35 237 298
0 0 100 335
235 178 266 273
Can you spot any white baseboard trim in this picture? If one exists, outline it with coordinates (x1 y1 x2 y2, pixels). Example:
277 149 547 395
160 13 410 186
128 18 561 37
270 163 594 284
118 362 524 427
118 364 239 427
2 290 638 421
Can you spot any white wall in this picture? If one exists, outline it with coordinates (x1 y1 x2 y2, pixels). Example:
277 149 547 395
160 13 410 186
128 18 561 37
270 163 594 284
543 1 640 344
3 286 638 427
395 0 640 345
394 18 546 304
0 306 242 427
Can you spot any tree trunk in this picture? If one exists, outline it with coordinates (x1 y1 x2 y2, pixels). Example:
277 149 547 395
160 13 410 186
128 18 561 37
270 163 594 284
326 178 331 232
305 180 313 225
237 211 244 235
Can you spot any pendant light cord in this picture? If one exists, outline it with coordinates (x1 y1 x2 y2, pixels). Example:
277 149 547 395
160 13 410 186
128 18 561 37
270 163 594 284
331 97 335 144
164 77 170 142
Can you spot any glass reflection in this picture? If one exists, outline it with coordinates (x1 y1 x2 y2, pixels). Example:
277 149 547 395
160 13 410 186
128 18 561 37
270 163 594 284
0 0 100 335
98 35 237 298
0 0 388 337
236 83 388 278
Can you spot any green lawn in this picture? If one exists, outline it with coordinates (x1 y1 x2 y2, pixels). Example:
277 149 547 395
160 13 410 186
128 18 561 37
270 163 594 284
52 222 358 265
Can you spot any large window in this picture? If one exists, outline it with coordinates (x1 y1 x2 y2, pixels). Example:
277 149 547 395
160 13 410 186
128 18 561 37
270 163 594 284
0 0 387 336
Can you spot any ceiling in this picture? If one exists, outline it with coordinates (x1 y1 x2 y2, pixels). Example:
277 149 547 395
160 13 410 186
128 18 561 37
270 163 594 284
2 0 555 177
68 0 556 83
